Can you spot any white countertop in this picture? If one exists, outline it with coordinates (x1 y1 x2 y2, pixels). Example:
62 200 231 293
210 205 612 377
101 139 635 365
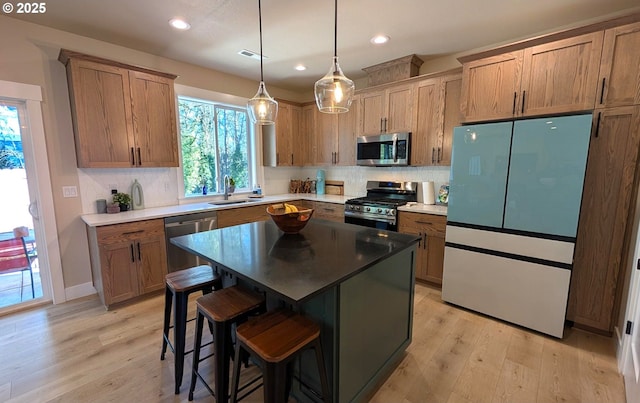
81 193 353 227
398 203 448 216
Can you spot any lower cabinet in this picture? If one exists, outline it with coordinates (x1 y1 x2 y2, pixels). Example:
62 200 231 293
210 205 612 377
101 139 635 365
88 218 167 307
312 201 345 222
217 204 271 228
398 211 446 285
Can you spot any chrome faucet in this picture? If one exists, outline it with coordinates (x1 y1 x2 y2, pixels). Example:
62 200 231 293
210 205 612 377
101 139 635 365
223 175 230 200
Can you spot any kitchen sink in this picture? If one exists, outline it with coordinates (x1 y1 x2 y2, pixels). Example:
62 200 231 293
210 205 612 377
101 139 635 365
209 198 257 206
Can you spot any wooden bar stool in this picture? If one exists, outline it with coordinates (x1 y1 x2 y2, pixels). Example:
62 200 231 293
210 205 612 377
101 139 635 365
229 309 331 403
160 265 223 394
189 286 266 402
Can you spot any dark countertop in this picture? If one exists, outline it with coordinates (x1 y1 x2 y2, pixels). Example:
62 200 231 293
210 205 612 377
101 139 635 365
170 219 420 305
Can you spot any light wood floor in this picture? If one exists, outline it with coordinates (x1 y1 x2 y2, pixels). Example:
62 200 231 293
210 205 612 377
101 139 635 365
0 283 626 403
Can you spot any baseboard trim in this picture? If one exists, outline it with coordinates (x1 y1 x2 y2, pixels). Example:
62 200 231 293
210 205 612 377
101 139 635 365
65 282 96 301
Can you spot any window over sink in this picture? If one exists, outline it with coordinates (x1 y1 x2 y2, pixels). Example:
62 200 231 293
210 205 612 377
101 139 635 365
177 94 255 198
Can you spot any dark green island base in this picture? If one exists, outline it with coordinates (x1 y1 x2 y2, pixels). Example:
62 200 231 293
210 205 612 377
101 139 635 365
171 219 419 402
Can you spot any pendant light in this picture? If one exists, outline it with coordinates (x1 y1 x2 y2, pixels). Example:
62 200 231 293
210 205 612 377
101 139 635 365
314 0 355 113
247 0 278 125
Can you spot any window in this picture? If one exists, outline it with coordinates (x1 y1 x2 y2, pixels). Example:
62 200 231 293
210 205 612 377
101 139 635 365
178 97 252 197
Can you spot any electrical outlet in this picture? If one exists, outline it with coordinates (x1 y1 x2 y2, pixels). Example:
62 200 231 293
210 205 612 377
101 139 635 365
62 186 78 198
109 184 118 194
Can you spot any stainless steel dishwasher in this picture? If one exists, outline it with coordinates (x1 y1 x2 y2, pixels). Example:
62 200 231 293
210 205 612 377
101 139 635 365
164 211 217 272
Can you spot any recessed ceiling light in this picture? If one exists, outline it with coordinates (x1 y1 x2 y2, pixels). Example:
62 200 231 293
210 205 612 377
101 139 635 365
295 64 307 71
169 18 191 30
371 35 390 45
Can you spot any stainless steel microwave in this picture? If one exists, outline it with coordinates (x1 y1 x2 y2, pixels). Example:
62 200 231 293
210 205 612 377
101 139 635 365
356 132 411 166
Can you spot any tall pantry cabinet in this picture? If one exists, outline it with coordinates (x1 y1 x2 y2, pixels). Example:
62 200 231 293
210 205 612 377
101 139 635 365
567 20 640 334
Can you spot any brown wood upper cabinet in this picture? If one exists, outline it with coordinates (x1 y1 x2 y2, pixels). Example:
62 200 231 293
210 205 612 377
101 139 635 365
275 101 302 166
412 73 461 166
59 50 179 168
597 21 640 107
460 32 604 122
308 98 358 166
358 83 414 135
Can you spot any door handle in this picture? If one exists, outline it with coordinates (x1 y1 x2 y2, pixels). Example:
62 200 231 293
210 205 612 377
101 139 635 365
599 78 606 104
130 244 135 263
521 91 526 114
137 147 142 166
137 242 141 261
431 147 435 164
130 147 135 166
28 200 39 220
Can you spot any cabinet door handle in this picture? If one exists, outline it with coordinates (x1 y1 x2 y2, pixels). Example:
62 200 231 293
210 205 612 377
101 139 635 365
291 154 293 165
521 91 526 114
137 242 141 261
384 118 388 133
423 233 428 250
599 78 606 104
137 147 142 166
512 92 517 115
130 147 135 166
431 147 435 164
380 118 383 132
437 147 442 163
595 112 602 138
130 244 135 263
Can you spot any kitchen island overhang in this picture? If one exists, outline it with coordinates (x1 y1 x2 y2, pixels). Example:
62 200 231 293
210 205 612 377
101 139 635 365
170 219 420 402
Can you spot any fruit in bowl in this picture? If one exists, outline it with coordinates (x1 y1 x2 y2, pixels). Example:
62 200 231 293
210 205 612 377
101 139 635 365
267 203 314 234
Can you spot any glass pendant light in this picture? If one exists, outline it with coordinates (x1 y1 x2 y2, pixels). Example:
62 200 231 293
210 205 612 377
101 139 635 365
247 0 278 125
314 0 355 113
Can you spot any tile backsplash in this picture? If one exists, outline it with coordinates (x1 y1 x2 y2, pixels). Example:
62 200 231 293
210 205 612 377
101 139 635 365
270 165 451 197
78 165 450 214
78 168 180 213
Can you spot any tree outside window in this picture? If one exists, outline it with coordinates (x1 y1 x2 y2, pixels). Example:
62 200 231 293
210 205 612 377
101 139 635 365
178 97 251 197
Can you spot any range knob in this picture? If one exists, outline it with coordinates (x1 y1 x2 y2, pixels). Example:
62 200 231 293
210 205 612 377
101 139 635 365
365 207 371 212
349 205 355 210
388 209 395 216
377 208 383 213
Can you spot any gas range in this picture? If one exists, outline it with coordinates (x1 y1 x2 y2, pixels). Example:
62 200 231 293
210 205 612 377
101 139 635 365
345 181 418 230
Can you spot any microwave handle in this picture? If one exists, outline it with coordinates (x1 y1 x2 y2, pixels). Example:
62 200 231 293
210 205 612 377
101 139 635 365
392 136 398 162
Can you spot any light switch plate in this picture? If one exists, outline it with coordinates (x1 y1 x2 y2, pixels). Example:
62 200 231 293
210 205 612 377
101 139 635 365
62 186 78 198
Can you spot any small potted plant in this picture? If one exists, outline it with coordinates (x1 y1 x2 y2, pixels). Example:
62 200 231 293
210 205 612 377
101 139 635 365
226 177 235 194
112 192 132 211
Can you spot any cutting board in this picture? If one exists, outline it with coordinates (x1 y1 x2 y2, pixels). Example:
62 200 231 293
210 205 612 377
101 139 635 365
325 180 344 195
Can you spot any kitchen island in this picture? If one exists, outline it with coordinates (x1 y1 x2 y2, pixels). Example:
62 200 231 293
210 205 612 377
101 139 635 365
171 219 419 402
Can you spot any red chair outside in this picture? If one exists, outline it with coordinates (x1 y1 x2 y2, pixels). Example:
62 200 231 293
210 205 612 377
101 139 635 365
0 237 35 299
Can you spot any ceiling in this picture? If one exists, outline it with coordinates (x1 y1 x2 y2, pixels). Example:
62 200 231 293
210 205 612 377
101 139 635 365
9 0 640 92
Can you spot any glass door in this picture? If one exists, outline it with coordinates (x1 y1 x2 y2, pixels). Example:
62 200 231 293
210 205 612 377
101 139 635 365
448 122 513 228
504 115 592 237
0 100 44 308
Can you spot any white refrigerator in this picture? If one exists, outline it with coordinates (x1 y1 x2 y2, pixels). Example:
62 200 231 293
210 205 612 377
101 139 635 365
442 114 592 338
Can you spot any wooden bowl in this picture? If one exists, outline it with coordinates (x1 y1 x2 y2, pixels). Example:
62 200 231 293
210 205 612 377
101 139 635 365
266 204 314 234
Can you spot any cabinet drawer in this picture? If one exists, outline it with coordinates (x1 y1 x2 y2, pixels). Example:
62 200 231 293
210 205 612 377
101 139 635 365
313 201 344 222
217 204 270 228
398 212 446 236
96 219 165 244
